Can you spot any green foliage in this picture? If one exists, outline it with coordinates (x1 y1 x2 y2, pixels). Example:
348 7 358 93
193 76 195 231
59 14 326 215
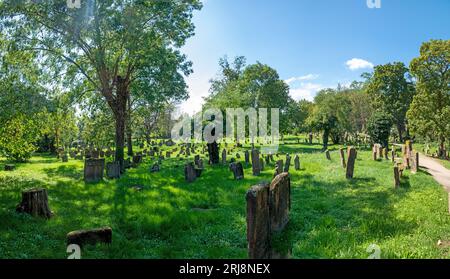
0 115 41 162
367 112 393 147
365 62 415 141
408 39 450 155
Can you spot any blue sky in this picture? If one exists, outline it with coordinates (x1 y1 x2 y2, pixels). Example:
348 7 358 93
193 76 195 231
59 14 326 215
180 0 450 114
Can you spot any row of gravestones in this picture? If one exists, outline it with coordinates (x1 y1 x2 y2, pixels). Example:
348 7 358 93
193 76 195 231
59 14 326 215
321 147 358 179
84 154 146 182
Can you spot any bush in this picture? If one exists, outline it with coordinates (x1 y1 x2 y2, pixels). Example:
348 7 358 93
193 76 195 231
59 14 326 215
0 115 40 162
367 112 393 148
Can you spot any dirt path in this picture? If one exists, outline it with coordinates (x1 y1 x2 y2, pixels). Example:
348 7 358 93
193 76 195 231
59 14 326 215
419 154 450 193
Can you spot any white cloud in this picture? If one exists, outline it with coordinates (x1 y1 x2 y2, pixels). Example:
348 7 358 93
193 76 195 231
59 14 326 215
285 74 319 84
289 82 324 101
346 58 374 71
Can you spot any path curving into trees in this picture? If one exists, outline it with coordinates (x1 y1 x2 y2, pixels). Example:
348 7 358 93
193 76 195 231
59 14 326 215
419 154 450 193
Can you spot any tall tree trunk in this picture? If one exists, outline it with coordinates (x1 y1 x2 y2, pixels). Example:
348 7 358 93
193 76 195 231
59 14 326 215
126 94 133 156
397 123 404 143
322 129 330 151
112 77 129 171
439 136 446 158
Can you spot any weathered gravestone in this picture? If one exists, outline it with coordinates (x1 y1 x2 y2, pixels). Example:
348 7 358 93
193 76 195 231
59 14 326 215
194 155 200 166
67 227 112 247
265 155 270 165
150 163 160 173
230 162 244 180
195 159 204 177
16 188 53 219
275 160 283 177
260 158 265 171
124 158 131 169
251 149 261 176
309 133 313 144
339 148 346 168
106 162 121 179
62 154 69 163
246 183 271 259
185 162 197 183
244 150 250 165
284 154 291 173
207 141 220 165
270 173 291 232
346 147 357 179
222 149 227 165
84 159 105 183
294 155 300 171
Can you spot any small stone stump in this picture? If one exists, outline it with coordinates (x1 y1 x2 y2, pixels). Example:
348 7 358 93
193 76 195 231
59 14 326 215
67 227 112 247
16 188 53 219
269 173 291 233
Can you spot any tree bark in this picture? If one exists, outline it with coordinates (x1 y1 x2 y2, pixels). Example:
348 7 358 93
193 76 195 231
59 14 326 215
397 123 404 143
126 94 133 156
322 129 330 151
112 77 129 171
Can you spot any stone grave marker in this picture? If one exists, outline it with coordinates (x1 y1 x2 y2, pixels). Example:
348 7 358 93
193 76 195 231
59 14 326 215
246 182 270 259
222 149 227 165
270 173 291 233
294 155 300 171
185 162 197 183
207 141 220 165
339 148 346 168
106 162 121 179
4 164 16 171
284 154 291 173
346 147 357 179
230 162 244 180
84 159 105 183
325 150 331 160
251 149 261 176
245 150 250 165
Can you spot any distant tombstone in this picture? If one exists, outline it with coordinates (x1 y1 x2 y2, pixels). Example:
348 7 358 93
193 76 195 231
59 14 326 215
294 155 300 171
270 173 291 232
325 150 331 160
84 159 105 183
384 148 389 160
260 158 265 171
265 155 270 165
275 160 283 176
194 155 200 166
230 162 244 180
251 149 261 176
184 163 197 183
236 153 241 159
150 163 160 173
62 154 69 163
284 154 291 173
195 159 204 177
246 183 271 259
4 164 16 171
166 151 171 158
124 158 131 169
339 148 346 168
207 141 220 165
346 147 357 179
244 150 250 165
222 149 227 165
106 162 121 179
132 155 143 167
308 133 313 144
394 166 400 188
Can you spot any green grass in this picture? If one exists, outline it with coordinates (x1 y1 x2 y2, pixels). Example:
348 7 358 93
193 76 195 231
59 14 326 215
0 143 449 259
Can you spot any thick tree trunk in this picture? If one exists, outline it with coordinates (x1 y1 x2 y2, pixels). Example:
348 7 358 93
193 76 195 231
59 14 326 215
126 94 133 156
322 129 329 151
397 123 404 143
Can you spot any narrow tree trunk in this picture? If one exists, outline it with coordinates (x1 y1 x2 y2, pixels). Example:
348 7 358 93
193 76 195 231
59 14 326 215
126 94 133 156
322 129 329 151
113 77 129 171
439 136 446 158
397 124 404 143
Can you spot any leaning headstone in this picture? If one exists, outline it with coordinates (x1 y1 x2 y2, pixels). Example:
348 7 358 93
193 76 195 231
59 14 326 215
84 159 105 183
346 147 357 179
184 163 197 183
269 173 291 233
230 162 244 180
246 183 270 259
339 148 346 168
251 149 261 176
294 155 300 171
106 162 121 179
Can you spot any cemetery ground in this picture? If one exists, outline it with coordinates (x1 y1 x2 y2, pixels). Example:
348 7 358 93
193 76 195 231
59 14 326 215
1 141 450 259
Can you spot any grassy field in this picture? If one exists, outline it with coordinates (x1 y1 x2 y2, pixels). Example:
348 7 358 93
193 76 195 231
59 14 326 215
0 142 449 259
